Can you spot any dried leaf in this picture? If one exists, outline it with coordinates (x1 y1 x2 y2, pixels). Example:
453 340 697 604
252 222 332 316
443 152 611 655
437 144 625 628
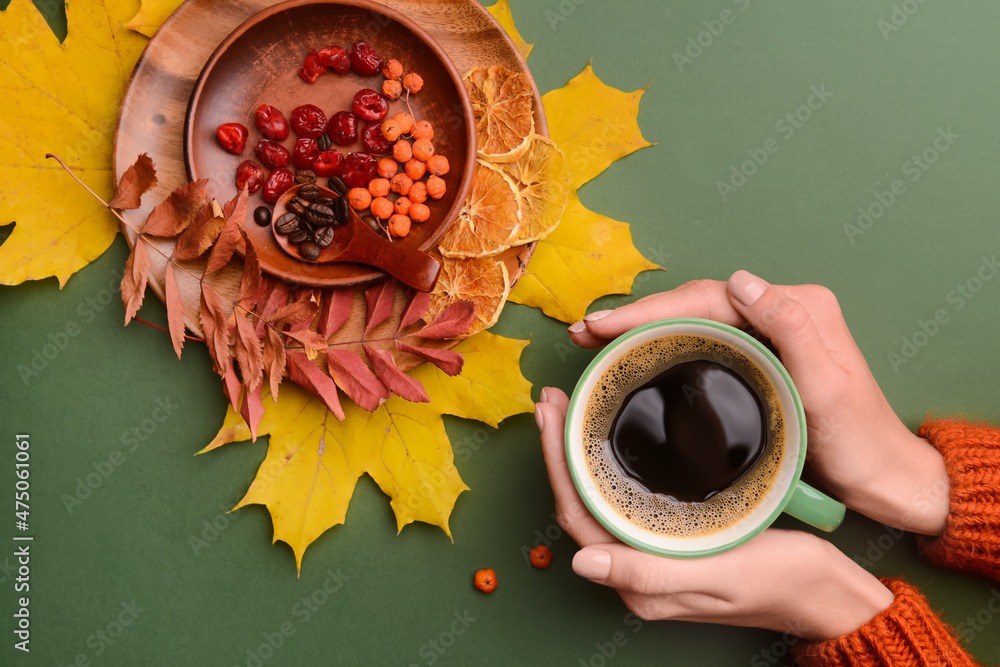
268 301 319 327
485 0 533 59
398 289 432 333
326 349 390 411
318 288 355 339
363 344 430 403
222 363 241 415
255 279 291 338
109 153 158 210
414 300 476 340
288 289 321 334
142 179 208 237
173 202 225 260
121 239 150 324
204 188 249 274
286 351 345 420
200 284 231 376
164 262 185 359
240 383 265 442
234 312 264 392
364 278 396 335
283 329 326 360
394 340 464 376
236 230 262 304
262 327 286 402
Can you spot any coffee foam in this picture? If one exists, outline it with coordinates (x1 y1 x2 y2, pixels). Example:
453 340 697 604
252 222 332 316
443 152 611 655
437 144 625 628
582 334 785 538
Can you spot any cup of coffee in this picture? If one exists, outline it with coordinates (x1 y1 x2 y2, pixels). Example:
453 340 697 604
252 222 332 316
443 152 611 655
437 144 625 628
564 317 845 558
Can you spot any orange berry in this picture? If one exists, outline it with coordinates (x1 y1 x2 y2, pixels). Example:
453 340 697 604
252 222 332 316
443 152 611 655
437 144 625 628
412 120 434 140
377 157 398 178
474 568 497 594
412 138 434 162
409 202 430 222
394 196 412 216
404 158 426 180
381 119 404 142
394 113 414 135
381 79 402 101
407 181 428 203
426 155 449 176
370 196 393 220
403 72 424 94
529 545 553 569
367 178 390 198
347 187 371 211
388 213 411 237
393 139 412 163
426 175 447 200
390 173 413 196
383 59 403 80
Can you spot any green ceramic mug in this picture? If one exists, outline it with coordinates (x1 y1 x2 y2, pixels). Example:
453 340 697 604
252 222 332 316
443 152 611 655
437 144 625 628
564 318 845 558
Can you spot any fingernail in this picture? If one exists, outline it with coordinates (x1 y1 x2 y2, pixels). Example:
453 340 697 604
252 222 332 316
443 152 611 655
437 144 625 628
729 270 767 307
539 387 550 404
568 321 587 334
584 310 612 322
534 403 545 431
573 548 611 580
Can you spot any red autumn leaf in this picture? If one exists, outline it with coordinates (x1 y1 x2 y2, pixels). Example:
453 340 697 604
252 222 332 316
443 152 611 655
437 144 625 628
222 363 241 415
318 288 355 339
363 344 430 403
164 262 185 359
414 300 476 340
173 202 225 261
394 340 465 376
397 289 432 333
268 301 318 327
121 238 150 325
326 349 390 411
283 328 326 358
288 289 322 334
287 351 346 420
142 179 208 237
204 187 249 275
262 327 286 401
109 153 158 210
236 230 262 305
254 279 291 338
200 284 232 376
234 311 264 392
240 383 265 442
364 277 396 335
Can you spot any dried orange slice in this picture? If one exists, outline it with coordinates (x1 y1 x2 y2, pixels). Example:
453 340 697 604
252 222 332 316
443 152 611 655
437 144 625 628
437 160 521 258
427 255 510 338
464 65 535 164
499 135 571 244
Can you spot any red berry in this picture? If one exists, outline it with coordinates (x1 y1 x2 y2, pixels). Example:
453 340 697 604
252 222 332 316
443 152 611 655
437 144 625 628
216 123 248 154
298 48 327 83
474 569 498 594
312 149 344 177
352 89 388 122
234 160 263 193
341 152 378 188
529 545 553 569
262 168 295 203
254 104 289 141
351 41 383 76
290 104 328 139
361 122 392 155
292 138 320 170
317 45 351 74
327 111 359 146
253 139 290 170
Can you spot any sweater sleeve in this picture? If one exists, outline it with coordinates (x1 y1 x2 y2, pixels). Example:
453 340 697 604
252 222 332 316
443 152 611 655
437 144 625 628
916 418 1000 581
792 578 982 667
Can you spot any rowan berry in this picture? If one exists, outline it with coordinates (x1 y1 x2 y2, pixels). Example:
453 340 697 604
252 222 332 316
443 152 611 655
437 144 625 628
426 175 446 200
348 187 372 211
409 202 430 222
377 158 398 178
388 214 411 237
412 120 433 140
382 79 403 101
425 155 450 177
407 181 428 203
390 173 413 196
393 139 413 163
412 138 434 162
474 568 497 594
394 196 412 216
367 178 391 198
404 158 426 181
403 72 424 94
383 59 404 80
529 545 552 569
370 196 393 220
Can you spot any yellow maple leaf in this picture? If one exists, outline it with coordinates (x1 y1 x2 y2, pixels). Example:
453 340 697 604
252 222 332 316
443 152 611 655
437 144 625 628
123 0 183 38
485 0 533 60
0 0 148 287
510 64 659 322
202 332 533 572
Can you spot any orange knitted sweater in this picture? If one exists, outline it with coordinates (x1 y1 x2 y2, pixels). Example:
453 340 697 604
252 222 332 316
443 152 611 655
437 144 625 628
793 419 1000 667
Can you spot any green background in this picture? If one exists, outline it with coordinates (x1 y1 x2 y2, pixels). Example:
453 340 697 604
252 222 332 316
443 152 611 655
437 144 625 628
3 0 1000 664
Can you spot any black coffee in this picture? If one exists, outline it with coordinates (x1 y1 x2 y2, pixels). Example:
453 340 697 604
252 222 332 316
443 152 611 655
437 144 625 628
609 360 766 502
582 334 785 538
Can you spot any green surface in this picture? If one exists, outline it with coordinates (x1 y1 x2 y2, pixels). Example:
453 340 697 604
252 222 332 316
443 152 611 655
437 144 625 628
3 0 1000 664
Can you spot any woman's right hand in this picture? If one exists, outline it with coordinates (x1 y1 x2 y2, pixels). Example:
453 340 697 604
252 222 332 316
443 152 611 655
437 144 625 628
569 271 950 535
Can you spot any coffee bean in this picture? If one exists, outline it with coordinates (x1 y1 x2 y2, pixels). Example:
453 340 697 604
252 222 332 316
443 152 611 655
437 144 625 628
297 219 314 234
317 133 332 151
299 183 320 200
313 196 336 207
275 213 300 234
289 229 309 244
314 227 336 248
363 215 385 237
308 203 334 217
295 169 317 184
327 176 348 196
288 198 307 215
299 241 322 261
334 196 351 226
253 206 271 227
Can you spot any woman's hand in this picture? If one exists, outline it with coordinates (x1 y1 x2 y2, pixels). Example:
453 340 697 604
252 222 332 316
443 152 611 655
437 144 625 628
535 387 895 641
564 271 950 536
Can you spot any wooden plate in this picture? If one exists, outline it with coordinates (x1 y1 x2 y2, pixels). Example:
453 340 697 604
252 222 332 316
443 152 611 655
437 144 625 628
114 0 546 346
183 0 475 287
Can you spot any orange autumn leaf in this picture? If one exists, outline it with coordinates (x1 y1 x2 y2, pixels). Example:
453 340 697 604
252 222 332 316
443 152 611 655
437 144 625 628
109 153 158 209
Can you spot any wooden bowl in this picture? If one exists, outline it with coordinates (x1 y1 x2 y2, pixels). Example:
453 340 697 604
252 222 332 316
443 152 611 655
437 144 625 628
184 0 475 287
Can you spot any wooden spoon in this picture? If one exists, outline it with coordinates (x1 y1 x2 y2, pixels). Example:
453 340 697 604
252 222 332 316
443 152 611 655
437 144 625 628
272 184 441 292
